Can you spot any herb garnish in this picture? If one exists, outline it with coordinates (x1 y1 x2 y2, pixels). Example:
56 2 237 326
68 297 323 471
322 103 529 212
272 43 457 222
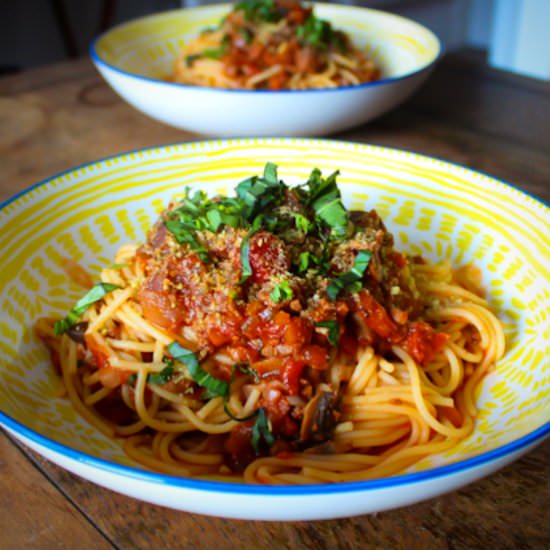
296 14 344 50
147 363 175 385
291 212 312 234
315 320 340 347
251 408 275 452
326 250 373 301
54 282 121 335
168 341 229 398
236 162 285 222
239 229 255 284
235 0 281 22
164 188 244 261
127 359 176 386
303 168 348 238
185 34 230 66
270 280 294 303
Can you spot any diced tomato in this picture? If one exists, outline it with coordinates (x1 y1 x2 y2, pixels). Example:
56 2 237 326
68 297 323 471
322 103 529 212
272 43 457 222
390 251 407 268
298 345 328 370
85 333 131 388
287 7 309 24
281 358 305 395
206 306 242 348
207 326 233 347
283 316 312 347
356 290 398 339
268 71 288 90
225 344 260 364
248 232 289 285
261 387 298 437
247 42 264 61
338 331 358 359
403 321 449 365
84 333 111 370
273 310 290 326
276 450 294 460
98 366 131 389
224 422 256 471
252 357 283 374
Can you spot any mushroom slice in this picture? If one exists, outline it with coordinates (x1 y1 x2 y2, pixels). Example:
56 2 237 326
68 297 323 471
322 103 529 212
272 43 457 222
299 384 336 445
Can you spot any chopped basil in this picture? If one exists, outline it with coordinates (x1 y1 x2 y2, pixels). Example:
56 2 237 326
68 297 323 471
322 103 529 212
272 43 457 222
164 189 244 261
291 212 312 234
297 251 312 274
185 34 229 66
305 168 348 238
235 163 286 221
251 408 275 452
54 282 121 335
185 53 201 67
252 212 280 233
235 0 281 22
164 222 210 262
127 360 175 386
263 161 278 184
221 364 260 421
239 26 253 44
326 250 373 301
168 341 229 398
223 403 258 422
236 363 259 382
239 230 255 284
147 364 174 385
315 320 340 347
270 280 294 303
201 45 227 59
296 14 340 50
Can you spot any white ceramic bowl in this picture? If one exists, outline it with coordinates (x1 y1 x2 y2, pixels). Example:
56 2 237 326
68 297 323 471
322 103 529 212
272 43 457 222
90 3 441 137
1 139 548 520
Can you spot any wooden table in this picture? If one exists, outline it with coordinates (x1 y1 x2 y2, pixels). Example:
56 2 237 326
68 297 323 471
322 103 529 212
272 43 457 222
1 53 549 549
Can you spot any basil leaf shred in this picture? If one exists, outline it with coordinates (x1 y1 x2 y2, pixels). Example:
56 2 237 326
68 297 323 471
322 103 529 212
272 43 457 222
315 320 340 347
54 282 121 335
251 408 275 452
168 341 229 398
270 280 294 303
326 250 373 301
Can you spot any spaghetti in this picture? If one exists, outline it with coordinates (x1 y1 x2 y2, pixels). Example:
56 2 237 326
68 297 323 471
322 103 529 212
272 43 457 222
172 0 380 90
37 164 505 484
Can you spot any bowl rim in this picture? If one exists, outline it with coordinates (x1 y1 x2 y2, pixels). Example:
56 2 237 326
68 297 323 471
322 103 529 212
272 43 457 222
1 137 549 496
2 408 548 495
89 2 443 95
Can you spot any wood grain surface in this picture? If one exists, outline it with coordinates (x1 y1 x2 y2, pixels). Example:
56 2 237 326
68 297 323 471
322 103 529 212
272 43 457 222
0 53 549 550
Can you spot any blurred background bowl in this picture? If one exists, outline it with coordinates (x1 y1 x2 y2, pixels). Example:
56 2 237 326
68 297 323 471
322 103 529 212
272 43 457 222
90 3 441 137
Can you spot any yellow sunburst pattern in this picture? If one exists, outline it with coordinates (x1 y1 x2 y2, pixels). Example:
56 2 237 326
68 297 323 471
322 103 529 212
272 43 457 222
0 139 548 474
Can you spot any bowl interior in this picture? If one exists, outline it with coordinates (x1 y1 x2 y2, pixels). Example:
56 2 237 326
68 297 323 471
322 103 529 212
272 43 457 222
1 139 548 476
93 3 441 83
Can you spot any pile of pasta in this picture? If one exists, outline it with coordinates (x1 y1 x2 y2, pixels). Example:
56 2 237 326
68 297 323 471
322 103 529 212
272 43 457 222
37 164 505 484
173 0 380 90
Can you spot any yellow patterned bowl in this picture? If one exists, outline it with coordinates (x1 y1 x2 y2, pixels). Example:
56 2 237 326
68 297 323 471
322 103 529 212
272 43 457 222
90 3 440 136
1 139 548 520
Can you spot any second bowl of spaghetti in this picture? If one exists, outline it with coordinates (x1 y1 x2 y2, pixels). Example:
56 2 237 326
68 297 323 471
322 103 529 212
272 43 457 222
90 2 441 136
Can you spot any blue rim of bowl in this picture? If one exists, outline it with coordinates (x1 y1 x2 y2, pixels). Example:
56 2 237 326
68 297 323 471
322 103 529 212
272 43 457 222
2 410 549 494
1 138 549 496
89 5 443 95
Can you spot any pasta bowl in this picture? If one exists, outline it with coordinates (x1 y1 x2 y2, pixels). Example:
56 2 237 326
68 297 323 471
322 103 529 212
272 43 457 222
90 3 441 137
0 138 549 520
